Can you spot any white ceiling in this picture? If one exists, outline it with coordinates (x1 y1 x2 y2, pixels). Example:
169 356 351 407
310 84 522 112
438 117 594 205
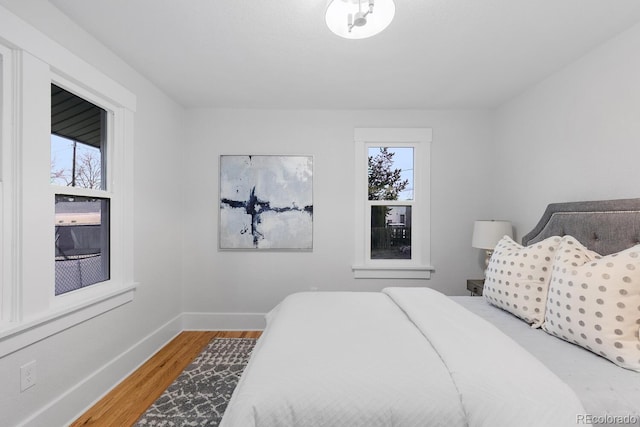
49 0 640 109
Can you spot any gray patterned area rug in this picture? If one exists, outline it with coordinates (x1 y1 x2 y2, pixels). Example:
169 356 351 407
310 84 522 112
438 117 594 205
135 337 257 427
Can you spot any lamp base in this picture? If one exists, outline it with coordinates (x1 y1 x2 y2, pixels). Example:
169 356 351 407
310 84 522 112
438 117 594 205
483 249 494 277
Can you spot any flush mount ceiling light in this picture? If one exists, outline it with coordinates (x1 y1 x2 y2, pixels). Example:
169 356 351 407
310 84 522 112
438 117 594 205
325 0 396 39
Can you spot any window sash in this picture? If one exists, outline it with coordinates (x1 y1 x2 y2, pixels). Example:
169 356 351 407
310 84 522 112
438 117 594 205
50 75 116 302
364 141 420 263
54 195 110 295
51 83 108 191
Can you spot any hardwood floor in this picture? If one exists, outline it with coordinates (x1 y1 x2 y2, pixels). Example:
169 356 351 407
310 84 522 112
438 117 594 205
71 330 262 426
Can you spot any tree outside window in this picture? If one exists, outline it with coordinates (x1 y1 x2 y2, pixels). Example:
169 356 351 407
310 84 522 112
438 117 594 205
368 147 413 259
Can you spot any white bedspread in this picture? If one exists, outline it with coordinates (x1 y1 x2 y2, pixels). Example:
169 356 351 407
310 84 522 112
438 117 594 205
453 296 640 427
220 288 588 427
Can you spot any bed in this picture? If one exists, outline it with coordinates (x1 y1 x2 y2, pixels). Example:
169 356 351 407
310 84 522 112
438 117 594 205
221 199 640 427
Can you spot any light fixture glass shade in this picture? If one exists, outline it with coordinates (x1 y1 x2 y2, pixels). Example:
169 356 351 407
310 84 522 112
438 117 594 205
472 220 513 250
325 0 396 39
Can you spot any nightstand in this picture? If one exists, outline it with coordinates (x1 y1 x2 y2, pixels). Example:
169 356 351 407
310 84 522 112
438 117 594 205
466 279 484 296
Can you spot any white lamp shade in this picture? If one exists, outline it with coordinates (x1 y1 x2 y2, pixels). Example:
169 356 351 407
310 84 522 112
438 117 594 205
325 0 396 39
472 220 513 250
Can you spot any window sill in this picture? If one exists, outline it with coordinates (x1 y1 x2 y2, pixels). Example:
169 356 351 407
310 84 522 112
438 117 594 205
0 283 137 358
352 265 434 279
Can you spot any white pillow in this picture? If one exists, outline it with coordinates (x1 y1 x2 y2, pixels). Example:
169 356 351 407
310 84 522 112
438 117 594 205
543 235 640 372
483 235 561 326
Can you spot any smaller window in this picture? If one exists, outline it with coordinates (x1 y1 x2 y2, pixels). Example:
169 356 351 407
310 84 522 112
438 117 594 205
353 128 433 279
368 146 414 261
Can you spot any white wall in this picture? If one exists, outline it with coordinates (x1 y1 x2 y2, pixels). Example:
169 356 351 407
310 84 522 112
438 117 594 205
0 2 186 426
493 22 640 240
182 108 494 325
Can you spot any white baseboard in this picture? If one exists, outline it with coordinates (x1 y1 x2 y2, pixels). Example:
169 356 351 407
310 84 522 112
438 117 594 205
20 311 265 427
182 312 266 331
20 314 183 427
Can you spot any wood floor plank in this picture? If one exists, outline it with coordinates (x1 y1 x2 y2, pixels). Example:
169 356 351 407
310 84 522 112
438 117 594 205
71 330 261 426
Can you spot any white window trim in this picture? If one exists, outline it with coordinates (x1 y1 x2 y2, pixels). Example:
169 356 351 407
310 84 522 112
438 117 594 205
0 10 137 358
50 74 119 309
0 43 17 324
352 128 434 279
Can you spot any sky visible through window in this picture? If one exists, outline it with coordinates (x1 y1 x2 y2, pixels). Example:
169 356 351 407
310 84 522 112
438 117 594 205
368 146 414 200
51 134 101 188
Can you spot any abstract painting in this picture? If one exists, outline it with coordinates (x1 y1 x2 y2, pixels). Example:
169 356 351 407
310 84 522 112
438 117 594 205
219 155 313 250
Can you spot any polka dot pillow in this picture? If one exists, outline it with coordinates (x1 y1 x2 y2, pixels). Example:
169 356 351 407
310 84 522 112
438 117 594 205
543 235 640 372
483 235 561 326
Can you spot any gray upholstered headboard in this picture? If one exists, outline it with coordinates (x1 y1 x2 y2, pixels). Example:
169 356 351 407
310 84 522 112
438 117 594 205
521 198 640 255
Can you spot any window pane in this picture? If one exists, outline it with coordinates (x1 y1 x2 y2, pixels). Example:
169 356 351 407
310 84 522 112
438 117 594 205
371 205 411 259
51 84 106 190
55 195 110 295
368 147 413 201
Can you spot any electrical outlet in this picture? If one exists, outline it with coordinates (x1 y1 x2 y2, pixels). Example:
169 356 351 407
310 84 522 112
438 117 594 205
20 361 36 392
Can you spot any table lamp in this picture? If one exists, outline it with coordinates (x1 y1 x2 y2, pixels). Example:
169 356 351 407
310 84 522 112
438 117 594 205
472 220 513 272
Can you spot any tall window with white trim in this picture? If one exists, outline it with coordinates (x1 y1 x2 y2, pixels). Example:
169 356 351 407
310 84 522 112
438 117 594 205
0 18 136 358
353 128 433 279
